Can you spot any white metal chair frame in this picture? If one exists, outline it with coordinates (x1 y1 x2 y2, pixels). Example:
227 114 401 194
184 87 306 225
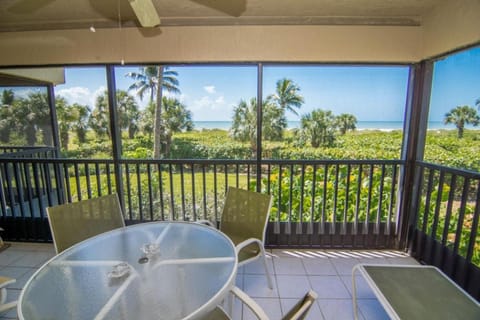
0 277 17 313
216 286 317 320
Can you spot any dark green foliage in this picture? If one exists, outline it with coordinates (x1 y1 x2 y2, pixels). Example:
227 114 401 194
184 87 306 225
262 164 395 223
444 105 480 138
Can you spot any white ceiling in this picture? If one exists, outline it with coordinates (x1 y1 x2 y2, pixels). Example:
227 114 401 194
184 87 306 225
0 0 446 32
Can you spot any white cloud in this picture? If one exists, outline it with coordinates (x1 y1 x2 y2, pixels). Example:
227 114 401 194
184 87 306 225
56 86 107 108
204 85 216 94
163 91 175 98
192 95 226 110
9 88 37 99
92 86 107 103
190 95 232 121
215 96 225 104
194 96 213 108
177 93 187 103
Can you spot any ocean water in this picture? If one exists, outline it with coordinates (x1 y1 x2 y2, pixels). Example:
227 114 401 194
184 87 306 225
192 120 460 131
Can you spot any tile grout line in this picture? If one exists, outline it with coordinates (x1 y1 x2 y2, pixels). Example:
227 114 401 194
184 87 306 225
270 253 284 318
300 255 328 320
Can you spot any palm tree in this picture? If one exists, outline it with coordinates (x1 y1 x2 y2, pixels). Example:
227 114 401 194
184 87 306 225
268 78 304 116
0 107 13 143
55 96 76 150
70 103 91 143
126 66 180 158
336 113 357 134
444 105 480 138
0 89 15 143
298 109 337 147
231 98 257 152
115 91 140 139
140 101 155 138
231 98 286 154
89 92 111 138
161 97 193 156
90 90 140 139
140 97 193 157
13 92 52 146
1 89 14 105
262 101 287 141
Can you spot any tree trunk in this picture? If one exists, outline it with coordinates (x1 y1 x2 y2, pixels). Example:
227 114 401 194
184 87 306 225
60 131 69 150
0 128 10 143
165 131 172 157
41 125 53 146
77 128 87 143
458 125 464 139
128 126 135 139
153 66 164 158
26 125 36 146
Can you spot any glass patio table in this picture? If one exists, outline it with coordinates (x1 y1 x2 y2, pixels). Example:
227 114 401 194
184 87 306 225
18 221 237 320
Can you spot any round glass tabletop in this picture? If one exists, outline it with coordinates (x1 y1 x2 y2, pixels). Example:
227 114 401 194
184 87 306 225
19 221 237 320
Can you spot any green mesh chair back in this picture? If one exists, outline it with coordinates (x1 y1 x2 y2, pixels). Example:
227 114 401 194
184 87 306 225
219 187 272 263
47 194 125 254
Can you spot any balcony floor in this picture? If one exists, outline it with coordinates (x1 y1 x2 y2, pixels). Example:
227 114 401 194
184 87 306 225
0 242 419 319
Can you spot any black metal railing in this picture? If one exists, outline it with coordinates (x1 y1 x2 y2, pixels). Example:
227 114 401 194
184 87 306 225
409 161 480 300
1 152 480 299
0 146 56 158
0 157 402 249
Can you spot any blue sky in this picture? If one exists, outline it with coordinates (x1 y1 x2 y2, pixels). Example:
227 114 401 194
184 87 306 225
53 46 480 123
429 46 480 121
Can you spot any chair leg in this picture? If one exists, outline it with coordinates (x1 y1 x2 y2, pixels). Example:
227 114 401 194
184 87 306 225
0 227 4 250
227 290 234 316
259 247 273 289
352 265 360 320
0 288 7 305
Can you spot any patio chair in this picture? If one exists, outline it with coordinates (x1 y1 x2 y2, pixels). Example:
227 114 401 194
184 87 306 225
47 194 125 254
199 187 274 289
204 286 318 320
0 276 17 313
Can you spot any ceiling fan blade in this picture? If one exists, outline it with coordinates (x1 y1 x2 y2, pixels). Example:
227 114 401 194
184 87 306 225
190 0 246 17
128 0 160 27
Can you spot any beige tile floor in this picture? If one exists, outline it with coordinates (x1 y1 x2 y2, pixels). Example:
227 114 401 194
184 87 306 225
0 242 418 319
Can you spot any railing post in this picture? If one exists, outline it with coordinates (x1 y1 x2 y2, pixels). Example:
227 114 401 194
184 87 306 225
106 65 125 211
256 63 263 193
47 84 66 205
397 61 433 250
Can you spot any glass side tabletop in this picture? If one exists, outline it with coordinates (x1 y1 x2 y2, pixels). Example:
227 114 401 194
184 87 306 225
19 222 237 320
352 264 480 320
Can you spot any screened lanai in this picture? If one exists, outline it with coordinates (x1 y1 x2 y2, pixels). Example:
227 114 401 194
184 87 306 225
0 0 479 308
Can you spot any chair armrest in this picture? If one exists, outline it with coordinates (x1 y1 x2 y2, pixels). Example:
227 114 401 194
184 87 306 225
196 220 216 228
0 277 15 289
0 300 17 313
230 286 269 320
0 277 15 305
235 238 263 254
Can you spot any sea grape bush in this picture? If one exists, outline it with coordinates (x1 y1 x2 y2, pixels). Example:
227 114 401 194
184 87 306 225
262 164 396 224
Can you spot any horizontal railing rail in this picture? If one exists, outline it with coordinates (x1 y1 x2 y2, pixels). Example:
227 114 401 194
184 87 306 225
0 146 56 158
0 157 403 249
410 161 480 300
